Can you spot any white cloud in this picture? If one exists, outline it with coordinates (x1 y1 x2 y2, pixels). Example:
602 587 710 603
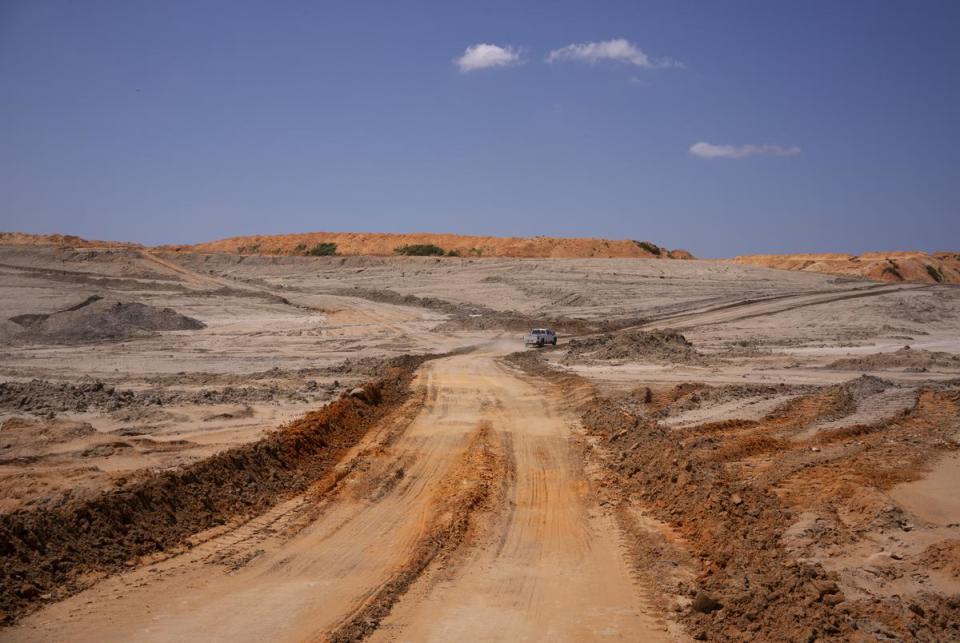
455 43 522 72
546 38 680 68
689 141 802 159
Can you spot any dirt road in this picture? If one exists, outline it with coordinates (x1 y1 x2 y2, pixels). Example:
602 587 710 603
6 345 670 642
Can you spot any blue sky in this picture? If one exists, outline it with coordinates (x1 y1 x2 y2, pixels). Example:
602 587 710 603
1 1 957 256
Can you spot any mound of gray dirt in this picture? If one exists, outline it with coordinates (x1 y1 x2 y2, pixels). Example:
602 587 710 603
563 329 703 364
841 374 893 400
5 295 205 344
827 346 960 372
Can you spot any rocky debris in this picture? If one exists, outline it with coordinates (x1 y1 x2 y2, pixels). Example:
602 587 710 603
841 374 892 401
137 355 437 388
633 382 800 422
4 295 205 345
563 329 704 364
691 592 722 614
326 356 398 377
0 378 318 415
827 346 960 372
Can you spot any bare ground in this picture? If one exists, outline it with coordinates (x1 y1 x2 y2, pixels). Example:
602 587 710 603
1 242 959 640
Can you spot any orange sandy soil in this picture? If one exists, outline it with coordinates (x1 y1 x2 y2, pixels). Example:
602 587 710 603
732 251 960 285
162 231 693 259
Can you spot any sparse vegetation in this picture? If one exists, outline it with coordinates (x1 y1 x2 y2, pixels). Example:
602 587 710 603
634 240 661 256
446 249 461 257
293 243 307 254
882 266 903 280
926 264 944 283
237 242 262 254
468 247 484 257
305 242 338 257
883 258 904 281
394 244 446 256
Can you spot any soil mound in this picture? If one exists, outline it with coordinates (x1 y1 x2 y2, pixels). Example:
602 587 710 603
841 374 893 400
169 231 694 260
5 295 205 344
827 346 960 372
730 251 960 284
563 329 703 364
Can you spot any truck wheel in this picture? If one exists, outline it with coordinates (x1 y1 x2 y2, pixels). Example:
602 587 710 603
552 338 557 345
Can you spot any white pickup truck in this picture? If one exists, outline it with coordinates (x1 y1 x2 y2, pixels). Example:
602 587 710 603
524 328 557 347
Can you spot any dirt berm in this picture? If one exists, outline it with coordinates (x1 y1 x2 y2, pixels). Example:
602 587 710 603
0 355 431 624
827 346 960 372
0 378 311 415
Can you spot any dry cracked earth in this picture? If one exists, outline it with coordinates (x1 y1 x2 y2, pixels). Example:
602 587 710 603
1 243 959 641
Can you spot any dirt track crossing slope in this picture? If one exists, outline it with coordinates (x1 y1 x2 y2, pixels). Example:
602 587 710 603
4 344 669 642
637 283 924 332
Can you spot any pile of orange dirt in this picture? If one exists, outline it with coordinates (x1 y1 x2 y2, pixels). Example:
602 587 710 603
0 355 430 624
730 251 960 284
165 231 694 259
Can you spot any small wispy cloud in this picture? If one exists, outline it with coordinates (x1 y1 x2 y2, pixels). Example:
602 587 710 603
689 141 802 160
455 43 522 72
546 38 680 68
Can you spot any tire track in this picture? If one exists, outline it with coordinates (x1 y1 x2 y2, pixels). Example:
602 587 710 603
326 421 506 642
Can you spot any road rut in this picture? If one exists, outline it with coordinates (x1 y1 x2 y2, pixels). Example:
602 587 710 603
6 345 669 642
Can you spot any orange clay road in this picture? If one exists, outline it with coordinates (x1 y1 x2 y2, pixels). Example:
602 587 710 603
5 344 670 642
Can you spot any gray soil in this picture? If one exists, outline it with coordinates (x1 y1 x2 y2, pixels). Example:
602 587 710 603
2 242 960 641
0 378 334 416
827 345 960 372
563 329 703 364
4 295 204 345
